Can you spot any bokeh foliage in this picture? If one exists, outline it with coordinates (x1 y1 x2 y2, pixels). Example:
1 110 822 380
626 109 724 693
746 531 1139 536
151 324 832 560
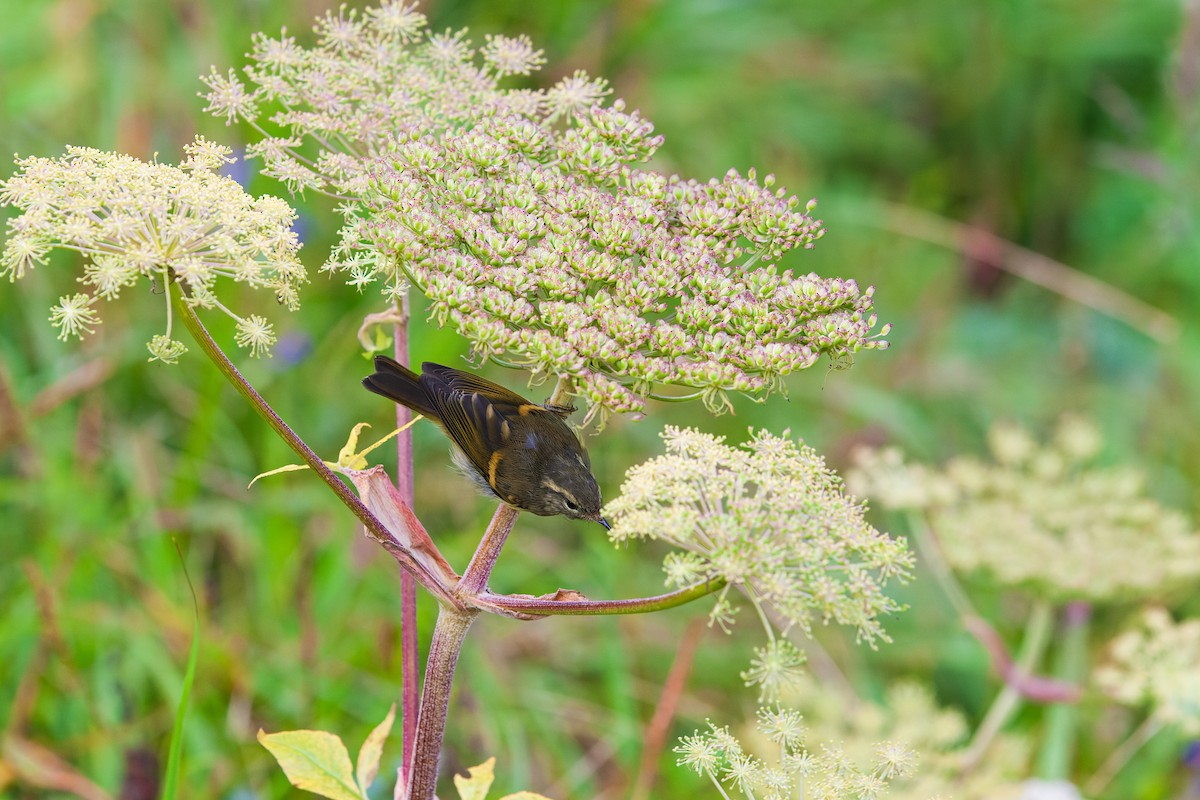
2 0 1198 798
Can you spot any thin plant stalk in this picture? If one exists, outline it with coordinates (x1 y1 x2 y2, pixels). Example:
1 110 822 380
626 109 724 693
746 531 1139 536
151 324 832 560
161 542 201 800
476 578 726 617
390 295 420 792
874 202 1179 342
1036 601 1091 781
631 618 707 800
406 459 520 800
905 511 979 620
959 600 1054 775
1084 715 1164 797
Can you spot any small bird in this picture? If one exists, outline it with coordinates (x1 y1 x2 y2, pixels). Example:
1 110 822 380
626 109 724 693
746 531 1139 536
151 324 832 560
363 356 609 529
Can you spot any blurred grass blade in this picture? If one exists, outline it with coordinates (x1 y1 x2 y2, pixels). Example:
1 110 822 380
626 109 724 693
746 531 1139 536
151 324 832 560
161 541 201 800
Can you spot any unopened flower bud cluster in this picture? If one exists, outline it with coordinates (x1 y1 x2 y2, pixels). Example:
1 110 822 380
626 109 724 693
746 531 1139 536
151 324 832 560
353 116 887 416
848 417 1200 603
0 138 305 362
203 1 889 415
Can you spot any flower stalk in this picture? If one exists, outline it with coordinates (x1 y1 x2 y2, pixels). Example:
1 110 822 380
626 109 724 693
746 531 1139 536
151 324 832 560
959 600 1054 774
475 578 727 618
1036 601 1091 781
388 294 421 789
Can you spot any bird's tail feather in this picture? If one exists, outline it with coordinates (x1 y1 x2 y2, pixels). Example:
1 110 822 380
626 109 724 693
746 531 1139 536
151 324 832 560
362 355 438 419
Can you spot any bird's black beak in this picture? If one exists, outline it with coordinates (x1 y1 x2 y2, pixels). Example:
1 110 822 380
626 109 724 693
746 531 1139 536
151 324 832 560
596 516 611 531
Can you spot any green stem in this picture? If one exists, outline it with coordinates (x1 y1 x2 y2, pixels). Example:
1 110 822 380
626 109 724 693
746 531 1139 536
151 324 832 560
171 286 461 608
1083 715 1163 797
1037 601 1091 781
905 511 978 620
474 577 727 617
959 600 1054 775
409 607 476 800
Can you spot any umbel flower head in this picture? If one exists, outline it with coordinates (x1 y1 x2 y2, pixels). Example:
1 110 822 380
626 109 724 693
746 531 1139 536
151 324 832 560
204 1 889 417
701 677 1030 800
0 137 305 362
847 417 1200 603
1095 607 1200 735
674 704 920 800
606 426 912 698
201 1 601 197
345 113 884 419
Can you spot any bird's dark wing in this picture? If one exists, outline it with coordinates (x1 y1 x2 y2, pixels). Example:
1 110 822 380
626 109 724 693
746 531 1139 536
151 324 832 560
419 362 543 477
419 363 535 408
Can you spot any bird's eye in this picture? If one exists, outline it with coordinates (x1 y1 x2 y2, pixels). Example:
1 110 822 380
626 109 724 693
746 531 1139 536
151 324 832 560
564 498 579 511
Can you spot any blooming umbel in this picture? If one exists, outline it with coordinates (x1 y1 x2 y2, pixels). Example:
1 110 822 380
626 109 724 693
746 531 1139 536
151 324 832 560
205 1 889 417
721 678 1030 800
606 426 912 697
848 417 1200 603
1096 607 1200 734
0 137 305 362
674 705 920 800
201 1 601 195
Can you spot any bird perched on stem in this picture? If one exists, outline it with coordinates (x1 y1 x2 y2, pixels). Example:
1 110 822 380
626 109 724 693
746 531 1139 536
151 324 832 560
363 356 609 529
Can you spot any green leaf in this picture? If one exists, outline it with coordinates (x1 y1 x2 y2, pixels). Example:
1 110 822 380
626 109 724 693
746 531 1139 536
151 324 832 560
355 703 396 795
258 729 366 800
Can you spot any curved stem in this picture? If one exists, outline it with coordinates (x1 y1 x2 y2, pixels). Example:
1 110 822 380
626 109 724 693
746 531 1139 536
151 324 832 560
906 511 979 620
1084 715 1164 797
475 577 726 617
646 390 708 403
873 202 1179 342
171 287 460 608
958 600 1054 775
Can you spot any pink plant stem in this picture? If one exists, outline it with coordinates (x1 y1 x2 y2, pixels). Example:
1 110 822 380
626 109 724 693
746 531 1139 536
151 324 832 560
391 297 420 793
459 505 520 596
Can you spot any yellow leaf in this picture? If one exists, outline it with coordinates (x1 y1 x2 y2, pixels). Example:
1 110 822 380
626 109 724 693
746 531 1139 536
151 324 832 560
247 418 423 485
257 729 365 800
347 417 424 467
454 757 495 800
453 758 557 800
355 703 396 795
247 463 314 488
337 423 373 469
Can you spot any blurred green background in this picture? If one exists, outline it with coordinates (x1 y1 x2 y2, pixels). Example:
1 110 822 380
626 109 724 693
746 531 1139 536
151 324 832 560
2 0 1198 797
